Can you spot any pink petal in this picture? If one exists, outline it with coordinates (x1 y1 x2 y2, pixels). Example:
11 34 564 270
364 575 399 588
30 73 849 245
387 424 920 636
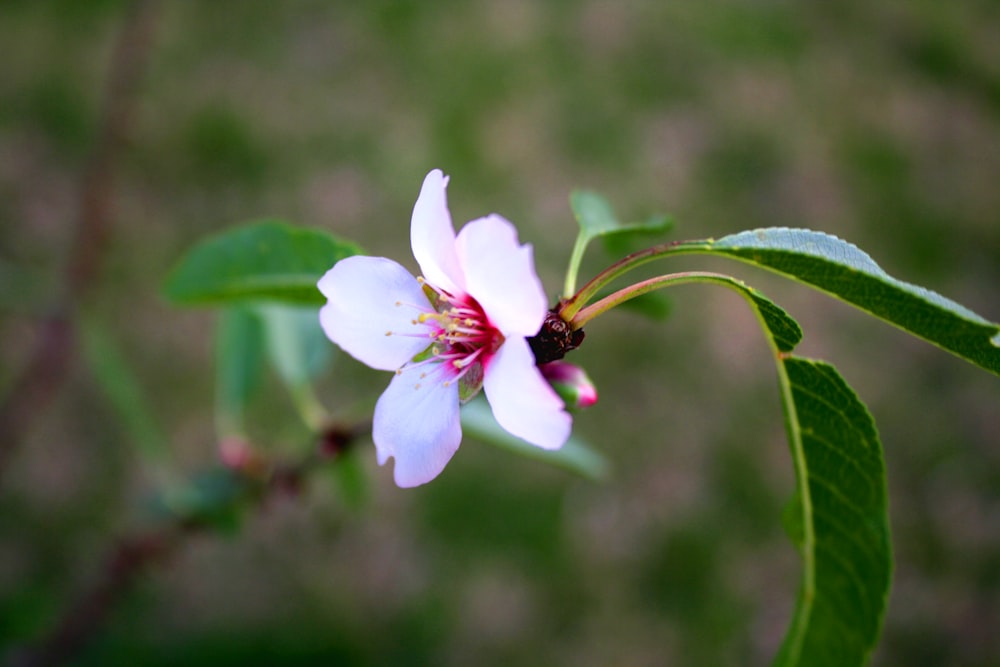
455 214 548 337
318 256 433 371
373 364 462 487
483 337 571 450
410 169 465 295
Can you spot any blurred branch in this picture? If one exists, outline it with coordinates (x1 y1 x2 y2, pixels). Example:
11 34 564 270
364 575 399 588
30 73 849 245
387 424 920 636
4 422 366 667
0 0 160 477
6 529 180 667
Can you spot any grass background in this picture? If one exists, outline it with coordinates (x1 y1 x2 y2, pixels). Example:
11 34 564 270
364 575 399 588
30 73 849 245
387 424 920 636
2 1 999 665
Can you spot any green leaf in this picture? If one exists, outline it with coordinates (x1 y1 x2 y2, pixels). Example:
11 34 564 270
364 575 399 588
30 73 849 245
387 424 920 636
570 190 619 236
216 304 333 434
606 274 888 665
255 303 334 430
80 316 169 466
215 307 266 437
460 398 610 481
163 220 362 306
781 492 805 551
746 286 803 353
670 228 1000 375
771 358 891 667
689 280 890 667
572 190 672 237
255 304 333 387
565 190 672 296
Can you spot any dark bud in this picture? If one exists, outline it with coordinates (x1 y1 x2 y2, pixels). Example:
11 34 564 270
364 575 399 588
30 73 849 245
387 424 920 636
528 310 585 364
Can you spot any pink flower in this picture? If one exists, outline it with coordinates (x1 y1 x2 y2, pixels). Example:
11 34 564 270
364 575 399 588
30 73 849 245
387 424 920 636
318 170 571 487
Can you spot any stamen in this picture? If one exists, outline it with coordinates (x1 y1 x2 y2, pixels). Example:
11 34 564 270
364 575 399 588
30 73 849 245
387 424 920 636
396 299 433 314
385 330 436 339
391 286 500 391
447 324 486 336
452 346 485 368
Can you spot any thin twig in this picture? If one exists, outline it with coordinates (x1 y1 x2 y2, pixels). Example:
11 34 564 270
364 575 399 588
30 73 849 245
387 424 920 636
5 424 365 667
0 0 160 477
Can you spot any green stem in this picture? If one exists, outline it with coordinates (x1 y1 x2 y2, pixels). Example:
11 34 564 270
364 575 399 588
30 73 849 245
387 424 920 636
559 240 692 321
562 232 589 298
569 270 748 328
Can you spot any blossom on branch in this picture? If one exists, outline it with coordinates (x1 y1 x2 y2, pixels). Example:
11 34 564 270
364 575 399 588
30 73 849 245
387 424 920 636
318 169 571 487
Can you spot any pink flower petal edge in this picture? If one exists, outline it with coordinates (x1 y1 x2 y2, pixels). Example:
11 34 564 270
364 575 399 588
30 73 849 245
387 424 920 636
456 214 548 337
318 256 433 371
411 169 464 295
373 365 462 488
484 337 571 450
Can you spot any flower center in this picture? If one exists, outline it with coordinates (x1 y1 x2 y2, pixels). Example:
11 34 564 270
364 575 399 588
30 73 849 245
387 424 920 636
416 284 502 383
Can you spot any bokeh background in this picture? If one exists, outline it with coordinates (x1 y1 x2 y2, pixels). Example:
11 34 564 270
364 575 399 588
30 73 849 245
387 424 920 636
2 1 999 665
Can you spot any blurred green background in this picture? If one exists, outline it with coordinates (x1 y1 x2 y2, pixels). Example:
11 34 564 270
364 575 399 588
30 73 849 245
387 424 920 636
2 1 999 665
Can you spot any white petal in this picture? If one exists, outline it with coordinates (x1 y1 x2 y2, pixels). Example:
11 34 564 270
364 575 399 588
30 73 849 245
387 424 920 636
410 169 465 295
318 256 433 371
483 337 571 450
373 364 462 487
456 214 547 337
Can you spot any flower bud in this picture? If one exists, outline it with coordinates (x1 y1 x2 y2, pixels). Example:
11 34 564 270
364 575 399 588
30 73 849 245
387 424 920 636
540 361 598 409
